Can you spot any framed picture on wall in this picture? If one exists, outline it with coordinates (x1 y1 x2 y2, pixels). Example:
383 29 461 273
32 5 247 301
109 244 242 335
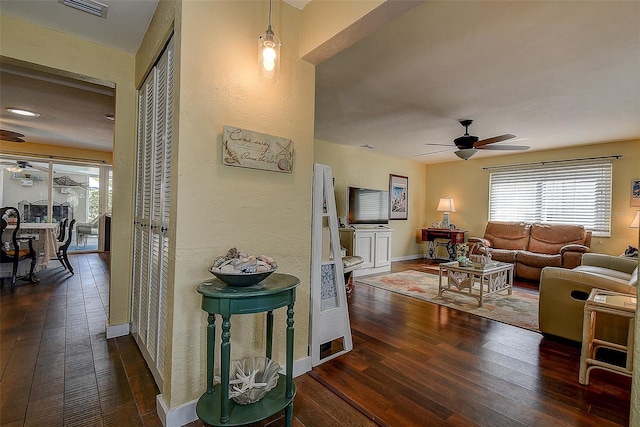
632 179 640 207
389 174 408 220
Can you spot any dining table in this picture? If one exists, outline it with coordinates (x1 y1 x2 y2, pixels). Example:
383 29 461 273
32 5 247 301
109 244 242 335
1 222 59 279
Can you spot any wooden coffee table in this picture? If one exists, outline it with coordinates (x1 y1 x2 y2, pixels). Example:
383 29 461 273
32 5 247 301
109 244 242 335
438 261 514 307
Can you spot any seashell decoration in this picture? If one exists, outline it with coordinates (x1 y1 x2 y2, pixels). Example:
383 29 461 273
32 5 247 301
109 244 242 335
210 247 278 274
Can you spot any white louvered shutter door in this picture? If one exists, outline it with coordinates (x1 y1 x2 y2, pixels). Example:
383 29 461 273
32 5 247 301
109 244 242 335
131 37 174 386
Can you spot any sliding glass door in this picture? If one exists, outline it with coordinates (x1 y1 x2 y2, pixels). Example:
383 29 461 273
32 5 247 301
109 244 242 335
0 156 111 252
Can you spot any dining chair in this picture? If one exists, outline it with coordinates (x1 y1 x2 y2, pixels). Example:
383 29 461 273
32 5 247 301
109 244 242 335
1 206 37 293
57 218 68 243
55 219 75 274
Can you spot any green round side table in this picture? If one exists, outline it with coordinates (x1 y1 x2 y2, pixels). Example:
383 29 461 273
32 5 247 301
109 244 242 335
196 273 299 426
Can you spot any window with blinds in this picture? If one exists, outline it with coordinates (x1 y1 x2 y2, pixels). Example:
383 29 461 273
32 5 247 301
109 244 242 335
488 160 612 236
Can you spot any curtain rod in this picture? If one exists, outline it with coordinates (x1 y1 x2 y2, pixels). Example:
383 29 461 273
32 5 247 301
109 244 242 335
482 154 623 171
0 150 109 165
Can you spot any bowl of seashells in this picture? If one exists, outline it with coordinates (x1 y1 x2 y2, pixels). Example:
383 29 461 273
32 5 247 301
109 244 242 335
209 247 278 286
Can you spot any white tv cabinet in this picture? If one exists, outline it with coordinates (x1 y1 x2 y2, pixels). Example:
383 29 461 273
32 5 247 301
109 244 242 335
339 227 392 277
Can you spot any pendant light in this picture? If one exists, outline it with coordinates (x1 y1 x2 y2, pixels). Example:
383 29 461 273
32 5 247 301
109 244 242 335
258 0 281 83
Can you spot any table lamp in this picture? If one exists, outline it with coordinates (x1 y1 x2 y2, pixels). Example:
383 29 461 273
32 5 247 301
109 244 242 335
630 210 639 228
437 197 455 228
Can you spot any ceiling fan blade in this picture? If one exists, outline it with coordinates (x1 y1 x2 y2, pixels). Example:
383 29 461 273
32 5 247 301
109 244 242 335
479 144 530 151
0 129 26 142
474 134 516 148
423 143 456 147
411 147 457 157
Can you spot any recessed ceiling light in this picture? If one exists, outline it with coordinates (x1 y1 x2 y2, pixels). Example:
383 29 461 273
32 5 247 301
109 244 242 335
105 114 115 121
6 108 40 117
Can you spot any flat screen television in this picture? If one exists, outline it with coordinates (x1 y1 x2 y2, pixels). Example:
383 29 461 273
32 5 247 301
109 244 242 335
347 186 389 225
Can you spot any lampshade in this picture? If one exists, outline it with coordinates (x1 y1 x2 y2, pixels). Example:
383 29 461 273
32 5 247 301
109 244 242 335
631 210 640 228
455 149 477 161
258 0 281 83
437 197 456 213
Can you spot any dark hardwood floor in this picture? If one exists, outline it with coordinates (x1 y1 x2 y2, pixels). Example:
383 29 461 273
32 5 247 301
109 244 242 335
1 255 631 426
311 259 632 426
0 253 374 427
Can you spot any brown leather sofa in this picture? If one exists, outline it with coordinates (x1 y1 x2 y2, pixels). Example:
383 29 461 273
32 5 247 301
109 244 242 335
468 221 592 281
539 253 638 343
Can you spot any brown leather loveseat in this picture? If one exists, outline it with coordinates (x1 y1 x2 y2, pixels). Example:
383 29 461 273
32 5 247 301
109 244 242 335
468 221 592 281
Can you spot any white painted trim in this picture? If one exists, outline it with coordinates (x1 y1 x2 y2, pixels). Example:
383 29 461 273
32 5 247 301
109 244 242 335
392 254 423 262
105 322 130 339
157 394 198 427
292 355 312 377
156 356 312 427
353 264 390 277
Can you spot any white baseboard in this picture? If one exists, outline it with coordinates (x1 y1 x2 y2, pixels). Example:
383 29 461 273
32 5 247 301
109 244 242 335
105 322 130 339
156 356 312 426
157 394 197 427
291 355 312 377
392 254 423 262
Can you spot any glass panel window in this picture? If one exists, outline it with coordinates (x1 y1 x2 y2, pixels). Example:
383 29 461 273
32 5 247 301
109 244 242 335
0 158 50 223
53 164 101 251
488 160 613 236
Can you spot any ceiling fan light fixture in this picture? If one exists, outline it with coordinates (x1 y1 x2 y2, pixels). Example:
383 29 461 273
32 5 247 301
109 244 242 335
6 108 40 117
455 149 477 161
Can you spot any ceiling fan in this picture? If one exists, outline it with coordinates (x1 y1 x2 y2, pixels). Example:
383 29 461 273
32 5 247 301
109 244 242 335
0 129 26 143
418 119 530 160
0 160 49 173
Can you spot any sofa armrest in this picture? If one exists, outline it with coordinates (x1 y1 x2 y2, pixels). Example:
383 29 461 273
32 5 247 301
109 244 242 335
560 244 591 269
581 253 638 274
560 244 590 255
540 266 635 295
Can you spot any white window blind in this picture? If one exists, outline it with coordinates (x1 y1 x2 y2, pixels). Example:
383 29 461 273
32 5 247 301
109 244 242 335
488 160 612 236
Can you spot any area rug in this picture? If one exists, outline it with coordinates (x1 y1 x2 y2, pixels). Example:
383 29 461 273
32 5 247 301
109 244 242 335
357 270 539 331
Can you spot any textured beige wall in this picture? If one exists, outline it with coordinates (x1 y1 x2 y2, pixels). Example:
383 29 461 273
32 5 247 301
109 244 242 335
149 0 315 407
425 139 640 255
314 140 428 259
299 0 422 65
300 0 384 61
0 15 137 328
135 0 177 88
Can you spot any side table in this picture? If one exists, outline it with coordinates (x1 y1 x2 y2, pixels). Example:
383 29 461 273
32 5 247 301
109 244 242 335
196 273 299 426
579 289 636 385
421 228 466 261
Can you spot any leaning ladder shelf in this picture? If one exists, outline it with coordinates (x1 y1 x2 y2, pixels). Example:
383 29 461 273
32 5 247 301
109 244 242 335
310 163 353 366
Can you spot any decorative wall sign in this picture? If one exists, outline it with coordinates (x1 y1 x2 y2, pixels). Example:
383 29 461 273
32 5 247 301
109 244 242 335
222 126 293 173
389 174 408 220
632 179 640 207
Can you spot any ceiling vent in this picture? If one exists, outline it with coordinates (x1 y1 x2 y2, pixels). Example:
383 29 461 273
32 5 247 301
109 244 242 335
58 0 108 18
